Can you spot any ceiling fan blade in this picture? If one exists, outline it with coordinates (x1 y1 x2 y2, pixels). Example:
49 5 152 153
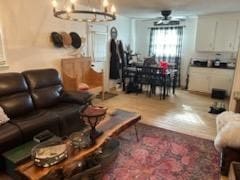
171 16 186 21
156 19 163 25
142 17 162 22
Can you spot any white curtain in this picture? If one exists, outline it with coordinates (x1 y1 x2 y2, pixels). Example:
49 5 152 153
149 27 183 86
149 28 179 58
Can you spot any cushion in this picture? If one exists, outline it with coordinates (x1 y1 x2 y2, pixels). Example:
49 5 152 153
0 106 9 126
214 111 240 152
11 111 60 141
0 72 35 118
77 83 89 91
0 93 35 118
0 123 23 153
23 69 64 109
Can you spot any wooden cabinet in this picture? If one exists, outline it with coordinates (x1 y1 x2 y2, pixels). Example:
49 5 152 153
196 14 240 52
196 17 217 51
188 67 234 95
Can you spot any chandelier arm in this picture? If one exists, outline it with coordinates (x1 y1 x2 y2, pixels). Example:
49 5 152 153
54 10 116 22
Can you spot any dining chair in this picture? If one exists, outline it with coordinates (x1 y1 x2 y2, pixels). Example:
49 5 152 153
148 67 165 99
135 66 152 96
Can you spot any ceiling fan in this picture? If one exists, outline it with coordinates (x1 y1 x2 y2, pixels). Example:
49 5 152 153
145 10 185 25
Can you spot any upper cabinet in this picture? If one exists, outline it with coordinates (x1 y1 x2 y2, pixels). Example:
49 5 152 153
196 14 240 52
234 21 240 52
214 18 238 52
196 17 217 51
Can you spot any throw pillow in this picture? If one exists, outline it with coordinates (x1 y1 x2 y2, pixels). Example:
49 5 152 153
0 106 9 126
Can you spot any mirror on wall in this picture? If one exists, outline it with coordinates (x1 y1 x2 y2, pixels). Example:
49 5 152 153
87 24 108 62
87 24 108 73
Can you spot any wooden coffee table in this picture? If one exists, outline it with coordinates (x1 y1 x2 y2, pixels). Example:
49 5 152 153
16 109 141 180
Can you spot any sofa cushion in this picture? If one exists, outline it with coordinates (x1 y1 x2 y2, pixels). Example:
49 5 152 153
0 123 23 153
23 69 64 109
0 73 35 118
62 91 93 105
30 85 63 109
11 111 60 141
47 103 86 136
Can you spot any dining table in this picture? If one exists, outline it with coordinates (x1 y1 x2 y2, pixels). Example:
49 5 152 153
122 64 178 99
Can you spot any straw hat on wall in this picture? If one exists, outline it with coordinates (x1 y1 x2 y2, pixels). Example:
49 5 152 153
61 32 72 48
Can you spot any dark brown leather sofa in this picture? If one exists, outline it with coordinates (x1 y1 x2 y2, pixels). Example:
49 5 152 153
0 69 92 155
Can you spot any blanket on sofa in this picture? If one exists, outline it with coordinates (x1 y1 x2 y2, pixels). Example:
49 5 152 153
0 106 9 126
214 111 240 152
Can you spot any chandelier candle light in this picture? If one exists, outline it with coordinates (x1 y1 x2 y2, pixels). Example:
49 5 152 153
52 0 116 22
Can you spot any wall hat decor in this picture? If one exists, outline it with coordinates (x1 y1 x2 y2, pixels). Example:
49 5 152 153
70 32 82 49
61 32 72 48
51 32 63 48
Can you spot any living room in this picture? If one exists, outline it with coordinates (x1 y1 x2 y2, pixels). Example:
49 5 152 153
1 0 240 179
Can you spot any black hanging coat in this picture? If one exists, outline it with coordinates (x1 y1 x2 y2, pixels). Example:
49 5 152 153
109 39 120 79
118 40 125 66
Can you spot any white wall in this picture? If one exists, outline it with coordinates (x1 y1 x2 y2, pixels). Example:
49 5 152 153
0 0 132 77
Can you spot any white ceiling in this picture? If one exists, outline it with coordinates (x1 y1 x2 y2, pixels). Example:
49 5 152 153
112 0 240 18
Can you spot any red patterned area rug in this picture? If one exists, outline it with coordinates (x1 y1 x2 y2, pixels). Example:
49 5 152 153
103 123 220 180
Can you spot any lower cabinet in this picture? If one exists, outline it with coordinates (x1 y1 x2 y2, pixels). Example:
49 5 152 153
188 67 235 95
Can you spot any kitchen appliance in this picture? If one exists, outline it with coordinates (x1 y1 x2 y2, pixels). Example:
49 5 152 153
212 53 222 67
213 60 221 67
212 88 226 99
192 60 208 67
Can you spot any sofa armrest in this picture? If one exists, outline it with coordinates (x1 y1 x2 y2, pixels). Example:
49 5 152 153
61 91 94 105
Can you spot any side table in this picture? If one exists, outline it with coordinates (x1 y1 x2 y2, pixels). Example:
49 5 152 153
80 106 107 145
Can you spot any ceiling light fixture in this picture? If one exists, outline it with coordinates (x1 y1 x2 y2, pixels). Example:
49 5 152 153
52 0 116 23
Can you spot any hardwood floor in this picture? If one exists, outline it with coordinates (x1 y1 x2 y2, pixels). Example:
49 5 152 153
95 89 219 140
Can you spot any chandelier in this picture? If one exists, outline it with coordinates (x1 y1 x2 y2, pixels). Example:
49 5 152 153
51 0 116 23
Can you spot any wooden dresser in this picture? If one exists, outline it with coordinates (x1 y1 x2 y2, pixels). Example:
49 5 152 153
61 57 104 99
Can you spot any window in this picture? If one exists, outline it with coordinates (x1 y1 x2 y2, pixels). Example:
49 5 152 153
149 27 183 87
149 27 183 60
0 28 7 67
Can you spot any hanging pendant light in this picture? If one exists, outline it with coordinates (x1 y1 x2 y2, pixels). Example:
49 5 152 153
52 0 116 23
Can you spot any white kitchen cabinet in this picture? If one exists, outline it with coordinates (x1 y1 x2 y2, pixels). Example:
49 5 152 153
188 67 235 95
188 73 210 93
196 17 217 52
196 14 240 52
214 18 238 52
234 20 240 52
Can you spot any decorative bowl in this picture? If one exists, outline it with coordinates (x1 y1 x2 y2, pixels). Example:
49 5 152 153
31 139 68 168
69 131 91 150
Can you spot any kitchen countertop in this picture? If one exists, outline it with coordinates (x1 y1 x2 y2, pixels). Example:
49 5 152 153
190 65 235 70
